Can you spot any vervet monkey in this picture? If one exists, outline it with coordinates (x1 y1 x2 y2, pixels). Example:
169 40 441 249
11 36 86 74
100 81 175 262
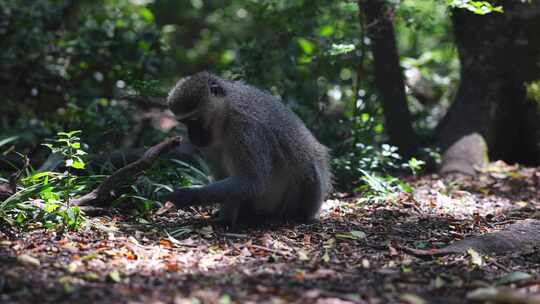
166 72 331 227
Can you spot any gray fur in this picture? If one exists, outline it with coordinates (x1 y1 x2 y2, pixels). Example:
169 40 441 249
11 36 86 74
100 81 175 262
166 71 331 227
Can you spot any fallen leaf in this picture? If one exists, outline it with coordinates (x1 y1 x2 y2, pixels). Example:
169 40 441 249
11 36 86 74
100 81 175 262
468 248 484 267
17 254 40 267
83 272 100 281
160 239 173 247
497 271 533 285
218 294 232 304
108 270 122 283
155 201 175 215
467 287 540 303
335 230 367 240
400 293 427 304
296 249 310 261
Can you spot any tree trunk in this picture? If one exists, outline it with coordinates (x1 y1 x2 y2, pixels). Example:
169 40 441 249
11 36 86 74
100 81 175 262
439 1 540 174
362 0 418 157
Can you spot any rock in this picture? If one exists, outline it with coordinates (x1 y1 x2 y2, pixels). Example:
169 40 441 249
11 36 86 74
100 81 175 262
440 133 489 176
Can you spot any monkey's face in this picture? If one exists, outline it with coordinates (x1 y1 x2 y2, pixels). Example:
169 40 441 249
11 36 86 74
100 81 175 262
167 72 226 147
167 72 225 121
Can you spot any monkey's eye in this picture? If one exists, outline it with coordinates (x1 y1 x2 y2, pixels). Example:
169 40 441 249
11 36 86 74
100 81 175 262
209 81 225 97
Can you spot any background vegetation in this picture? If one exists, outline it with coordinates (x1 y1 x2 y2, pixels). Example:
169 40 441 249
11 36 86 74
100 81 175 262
2 1 540 303
0 0 538 228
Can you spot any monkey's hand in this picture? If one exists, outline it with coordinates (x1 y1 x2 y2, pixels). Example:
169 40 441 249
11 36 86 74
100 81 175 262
162 187 198 208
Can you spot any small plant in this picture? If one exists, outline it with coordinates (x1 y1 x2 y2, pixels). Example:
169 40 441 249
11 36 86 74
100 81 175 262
356 169 412 204
43 130 87 206
42 131 87 170
0 131 89 230
402 157 426 176
106 157 208 218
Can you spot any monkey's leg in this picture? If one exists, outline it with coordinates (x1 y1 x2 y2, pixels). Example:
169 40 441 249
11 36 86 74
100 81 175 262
217 202 244 229
293 169 324 222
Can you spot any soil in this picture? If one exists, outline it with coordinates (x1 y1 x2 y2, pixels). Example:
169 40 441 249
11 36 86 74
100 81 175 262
1 162 539 304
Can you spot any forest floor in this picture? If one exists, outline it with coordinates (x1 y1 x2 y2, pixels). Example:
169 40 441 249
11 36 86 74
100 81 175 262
1 161 539 304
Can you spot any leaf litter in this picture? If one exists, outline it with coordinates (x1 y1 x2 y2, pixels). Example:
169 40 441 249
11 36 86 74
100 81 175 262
1 162 539 303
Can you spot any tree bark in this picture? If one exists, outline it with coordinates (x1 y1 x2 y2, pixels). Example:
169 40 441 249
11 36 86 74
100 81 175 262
439 1 540 174
362 0 418 157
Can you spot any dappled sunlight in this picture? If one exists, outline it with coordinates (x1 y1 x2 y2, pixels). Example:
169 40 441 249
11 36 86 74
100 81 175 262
2 163 539 302
1 0 540 302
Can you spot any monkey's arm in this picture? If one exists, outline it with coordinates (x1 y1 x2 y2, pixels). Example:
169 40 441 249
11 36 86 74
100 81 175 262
163 175 263 207
164 120 272 208
174 141 198 155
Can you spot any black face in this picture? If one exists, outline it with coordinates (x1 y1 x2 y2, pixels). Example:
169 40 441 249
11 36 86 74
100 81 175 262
209 79 225 97
169 72 227 148
181 116 212 148
171 94 199 116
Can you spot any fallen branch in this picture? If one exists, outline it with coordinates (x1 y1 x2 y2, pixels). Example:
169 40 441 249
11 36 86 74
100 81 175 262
72 137 183 208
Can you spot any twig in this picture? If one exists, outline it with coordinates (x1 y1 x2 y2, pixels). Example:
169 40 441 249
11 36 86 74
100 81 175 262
72 137 183 208
488 258 511 272
250 244 294 257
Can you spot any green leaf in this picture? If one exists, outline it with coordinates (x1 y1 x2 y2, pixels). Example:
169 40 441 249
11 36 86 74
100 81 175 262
71 159 86 169
43 201 60 213
138 7 155 23
319 25 334 37
329 43 355 56
361 113 370 122
447 0 503 15
58 130 81 138
107 270 122 283
297 38 315 55
0 136 18 148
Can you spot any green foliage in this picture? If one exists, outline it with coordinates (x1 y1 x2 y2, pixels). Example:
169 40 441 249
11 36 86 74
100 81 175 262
447 0 503 15
43 130 87 209
356 169 412 204
0 136 19 150
331 112 434 192
1 170 89 230
403 157 426 176
43 131 87 171
0 0 167 153
526 80 540 108
1 131 91 230
0 129 205 228
0 0 464 204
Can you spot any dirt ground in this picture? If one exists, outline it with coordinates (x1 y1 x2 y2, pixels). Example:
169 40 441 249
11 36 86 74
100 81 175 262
1 162 539 304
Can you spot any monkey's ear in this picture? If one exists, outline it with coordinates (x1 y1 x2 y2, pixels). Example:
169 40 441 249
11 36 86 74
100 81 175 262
209 80 225 97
